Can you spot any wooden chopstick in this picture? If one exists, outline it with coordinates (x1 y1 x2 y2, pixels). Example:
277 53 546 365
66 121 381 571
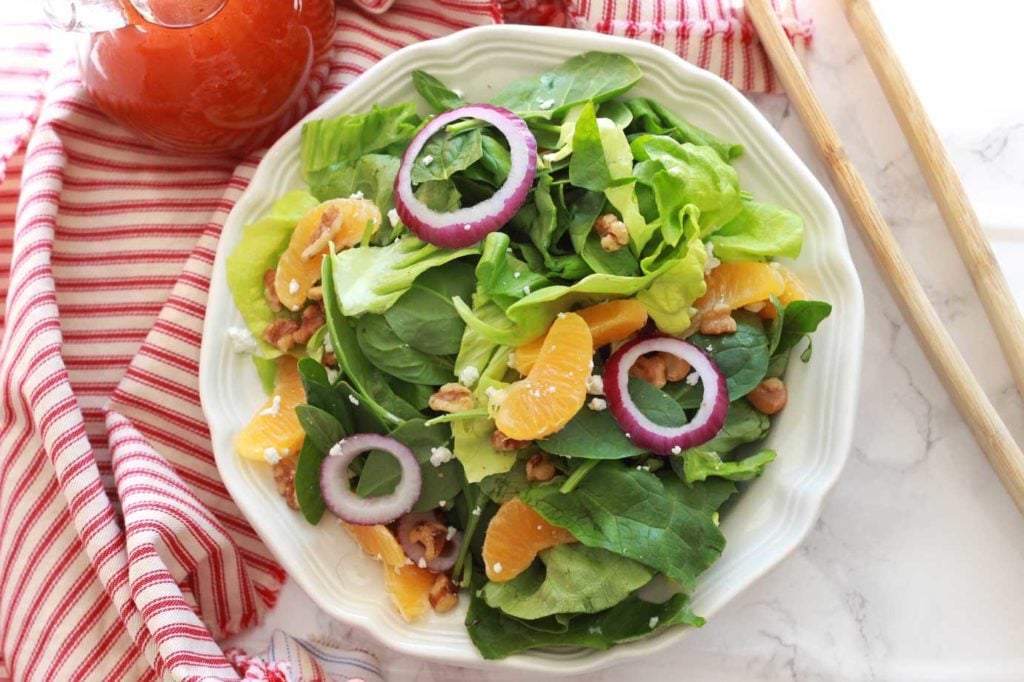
841 0 1024 402
744 0 1024 514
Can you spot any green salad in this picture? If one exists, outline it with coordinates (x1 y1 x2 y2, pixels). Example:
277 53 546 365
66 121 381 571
227 52 831 659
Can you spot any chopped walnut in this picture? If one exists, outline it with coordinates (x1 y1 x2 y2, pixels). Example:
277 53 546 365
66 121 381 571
630 354 668 389
263 268 282 313
301 204 340 261
491 429 531 452
263 318 300 353
594 213 629 252
322 351 338 368
292 302 325 346
747 377 787 415
699 303 737 335
409 520 448 562
428 383 475 413
526 453 555 482
659 352 691 382
428 573 459 613
272 457 299 510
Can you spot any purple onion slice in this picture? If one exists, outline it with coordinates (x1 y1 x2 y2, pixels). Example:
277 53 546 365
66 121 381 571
320 433 421 525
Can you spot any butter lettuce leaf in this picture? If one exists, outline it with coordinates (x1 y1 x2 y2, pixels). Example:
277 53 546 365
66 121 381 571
709 200 803 262
226 189 320 355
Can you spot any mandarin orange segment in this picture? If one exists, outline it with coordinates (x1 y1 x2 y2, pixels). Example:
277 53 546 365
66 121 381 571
275 197 381 311
694 261 785 316
483 498 575 583
759 265 808 320
512 299 648 375
383 565 436 622
343 523 408 567
234 357 305 462
495 313 592 440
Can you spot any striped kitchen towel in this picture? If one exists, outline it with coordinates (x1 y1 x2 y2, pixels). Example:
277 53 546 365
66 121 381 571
0 1 810 680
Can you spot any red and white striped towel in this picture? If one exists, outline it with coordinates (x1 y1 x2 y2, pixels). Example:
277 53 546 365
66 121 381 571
0 1 810 680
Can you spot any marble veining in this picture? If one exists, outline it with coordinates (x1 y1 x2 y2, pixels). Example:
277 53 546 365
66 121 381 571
225 0 1024 678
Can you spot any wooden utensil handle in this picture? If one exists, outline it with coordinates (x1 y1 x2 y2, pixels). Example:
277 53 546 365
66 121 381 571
842 0 1024 402
744 0 1024 513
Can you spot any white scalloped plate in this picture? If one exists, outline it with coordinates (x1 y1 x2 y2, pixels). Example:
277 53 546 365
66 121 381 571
200 25 864 674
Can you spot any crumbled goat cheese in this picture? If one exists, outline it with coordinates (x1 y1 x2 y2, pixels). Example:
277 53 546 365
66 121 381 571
429 446 454 467
421 155 434 165
586 374 604 395
348 394 360 406
704 241 721 275
538 98 555 110
649 616 659 629
447 526 458 541
671 445 682 454
492 562 503 574
588 397 607 411
459 365 480 386
471 506 482 517
417 558 427 569
387 208 400 226
523 285 531 294
686 371 700 386
513 271 521 279
259 394 282 417
226 326 258 354
263 448 282 465
349 190 364 200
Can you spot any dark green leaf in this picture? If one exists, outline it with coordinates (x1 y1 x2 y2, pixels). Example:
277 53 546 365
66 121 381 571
295 437 329 524
478 461 530 504
702 398 770 453
412 70 467 112
355 314 456 386
521 463 734 588
355 419 461 513
490 52 643 119
482 545 654 620
688 311 770 400
414 179 461 212
624 97 742 162
297 357 355 433
295 404 346 455
540 378 684 459
466 588 704 660
410 128 483 184
775 300 832 357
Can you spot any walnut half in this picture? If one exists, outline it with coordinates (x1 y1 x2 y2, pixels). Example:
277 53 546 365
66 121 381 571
428 383 475 413
428 573 459 613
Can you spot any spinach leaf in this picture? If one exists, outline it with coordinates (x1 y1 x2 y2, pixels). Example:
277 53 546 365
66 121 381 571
478 461 530 504
321 256 422 424
355 419 462 512
624 97 742 162
466 589 703 660
296 358 355 433
521 463 733 588
483 545 654 620
709 200 804 262
598 99 633 128
703 398 770 452
774 299 832 358
382 260 476 356
412 70 466 112
355 314 456 386
540 378 683 459
688 311 770 400
569 102 613 191
410 128 483 185
675 448 776 484
295 438 329 525
474 232 551 311
295 404 346 455
386 377 435 411
490 52 642 119
415 178 462 212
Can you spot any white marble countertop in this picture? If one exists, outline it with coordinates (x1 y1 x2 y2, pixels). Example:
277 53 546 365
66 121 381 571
228 1 1024 679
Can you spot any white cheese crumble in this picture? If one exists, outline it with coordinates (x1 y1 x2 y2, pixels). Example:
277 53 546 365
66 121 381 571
323 333 334 354
387 208 400 227
417 557 427 569
538 98 555 110
588 397 607 411
326 366 340 383
704 241 721 275
649 616 659 629
523 285 531 295
452 88 464 98
226 326 258 354
348 394 360 406
471 506 482 517
492 562 503 574
463 223 471 231
585 374 604 395
671 445 682 455
446 526 458 541
349 190 364 200
513 271 521 279
685 371 700 386
259 394 282 417
429 446 454 467
458 365 480 386
288 278 299 294
438 499 446 507
263 447 282 465
421 154 434 165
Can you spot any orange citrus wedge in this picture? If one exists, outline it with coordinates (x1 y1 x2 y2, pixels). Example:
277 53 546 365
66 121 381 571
234 357 305 462
482 498 575 583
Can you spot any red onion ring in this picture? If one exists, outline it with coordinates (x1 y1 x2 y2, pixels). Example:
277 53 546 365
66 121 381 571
394 104 537 248
396 511 463 572
603 336 728 456
320 433 422 525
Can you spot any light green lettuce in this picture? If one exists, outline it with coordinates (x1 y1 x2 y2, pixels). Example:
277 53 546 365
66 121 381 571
708 200 803 262
636 228 707 335
226 189 320 355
